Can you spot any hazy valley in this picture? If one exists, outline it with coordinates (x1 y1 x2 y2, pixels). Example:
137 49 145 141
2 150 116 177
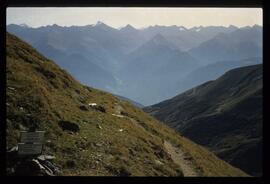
7 23 262 106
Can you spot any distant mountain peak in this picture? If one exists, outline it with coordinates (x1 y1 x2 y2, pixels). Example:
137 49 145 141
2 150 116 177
93 21 116 30
253 24 262 28
94 21 109 28
95 21 105 25
178 26 187 31
242 25 252 29
228 25 238 29
120 24 137 31
52 24 60 27
126 24 135 28
152 33 167 42
19 23 30 28
149 33 178 50
190 26 204 32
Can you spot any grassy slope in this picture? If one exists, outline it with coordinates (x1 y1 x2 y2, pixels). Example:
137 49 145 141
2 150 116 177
6 32 248 176
144 64 262 176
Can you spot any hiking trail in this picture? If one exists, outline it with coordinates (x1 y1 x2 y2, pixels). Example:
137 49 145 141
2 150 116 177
164 141 200 177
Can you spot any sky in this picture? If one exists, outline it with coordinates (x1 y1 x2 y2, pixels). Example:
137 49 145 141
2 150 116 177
6 7 262 29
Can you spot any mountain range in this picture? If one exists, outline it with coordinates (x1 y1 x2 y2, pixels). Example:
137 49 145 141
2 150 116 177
188 25 262 65
144 64 262 176
7 23 262 106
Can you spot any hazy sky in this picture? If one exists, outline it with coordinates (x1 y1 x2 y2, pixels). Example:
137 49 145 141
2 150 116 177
7 7 262 29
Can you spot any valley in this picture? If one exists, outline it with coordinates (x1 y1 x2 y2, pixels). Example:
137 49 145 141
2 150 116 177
7 23 262 106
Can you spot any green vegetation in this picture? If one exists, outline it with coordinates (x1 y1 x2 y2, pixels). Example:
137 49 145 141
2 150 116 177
6 32 248 176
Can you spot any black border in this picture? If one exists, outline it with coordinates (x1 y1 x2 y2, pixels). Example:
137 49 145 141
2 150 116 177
4 0 263 7
1 0 267 184
1 1 6 178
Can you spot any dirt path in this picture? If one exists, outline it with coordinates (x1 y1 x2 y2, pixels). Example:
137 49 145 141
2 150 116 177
164 141 200 177
112 105 200 176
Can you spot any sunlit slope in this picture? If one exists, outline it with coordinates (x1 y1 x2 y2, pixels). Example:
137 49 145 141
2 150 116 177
6 32 248 176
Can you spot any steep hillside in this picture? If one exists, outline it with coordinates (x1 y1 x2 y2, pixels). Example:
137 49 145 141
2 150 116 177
144 64 262 176
6 32 248 176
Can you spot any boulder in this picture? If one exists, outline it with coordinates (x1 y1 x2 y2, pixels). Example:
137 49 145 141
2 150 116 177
87 103 106 113
58 121 80 133
37 155 56 161
94 105 106 113
79 105 88 111
88 103 97 106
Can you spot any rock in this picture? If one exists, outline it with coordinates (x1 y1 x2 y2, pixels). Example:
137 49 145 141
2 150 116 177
120 111 129 116
8 87 16 91
58 120 80 132
32 159 47 170
88 103 97 106
154 160 163 165
39 159 60 175
19 124 27 131
95 105 106 113
95 143 102 147
156 150 167 159
41 164 54 176
7 146 18 152
88 103 106 113
37 155 56 161
79 105 88 111
77 96 86 103
96 124 102 129
15 159 50 176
